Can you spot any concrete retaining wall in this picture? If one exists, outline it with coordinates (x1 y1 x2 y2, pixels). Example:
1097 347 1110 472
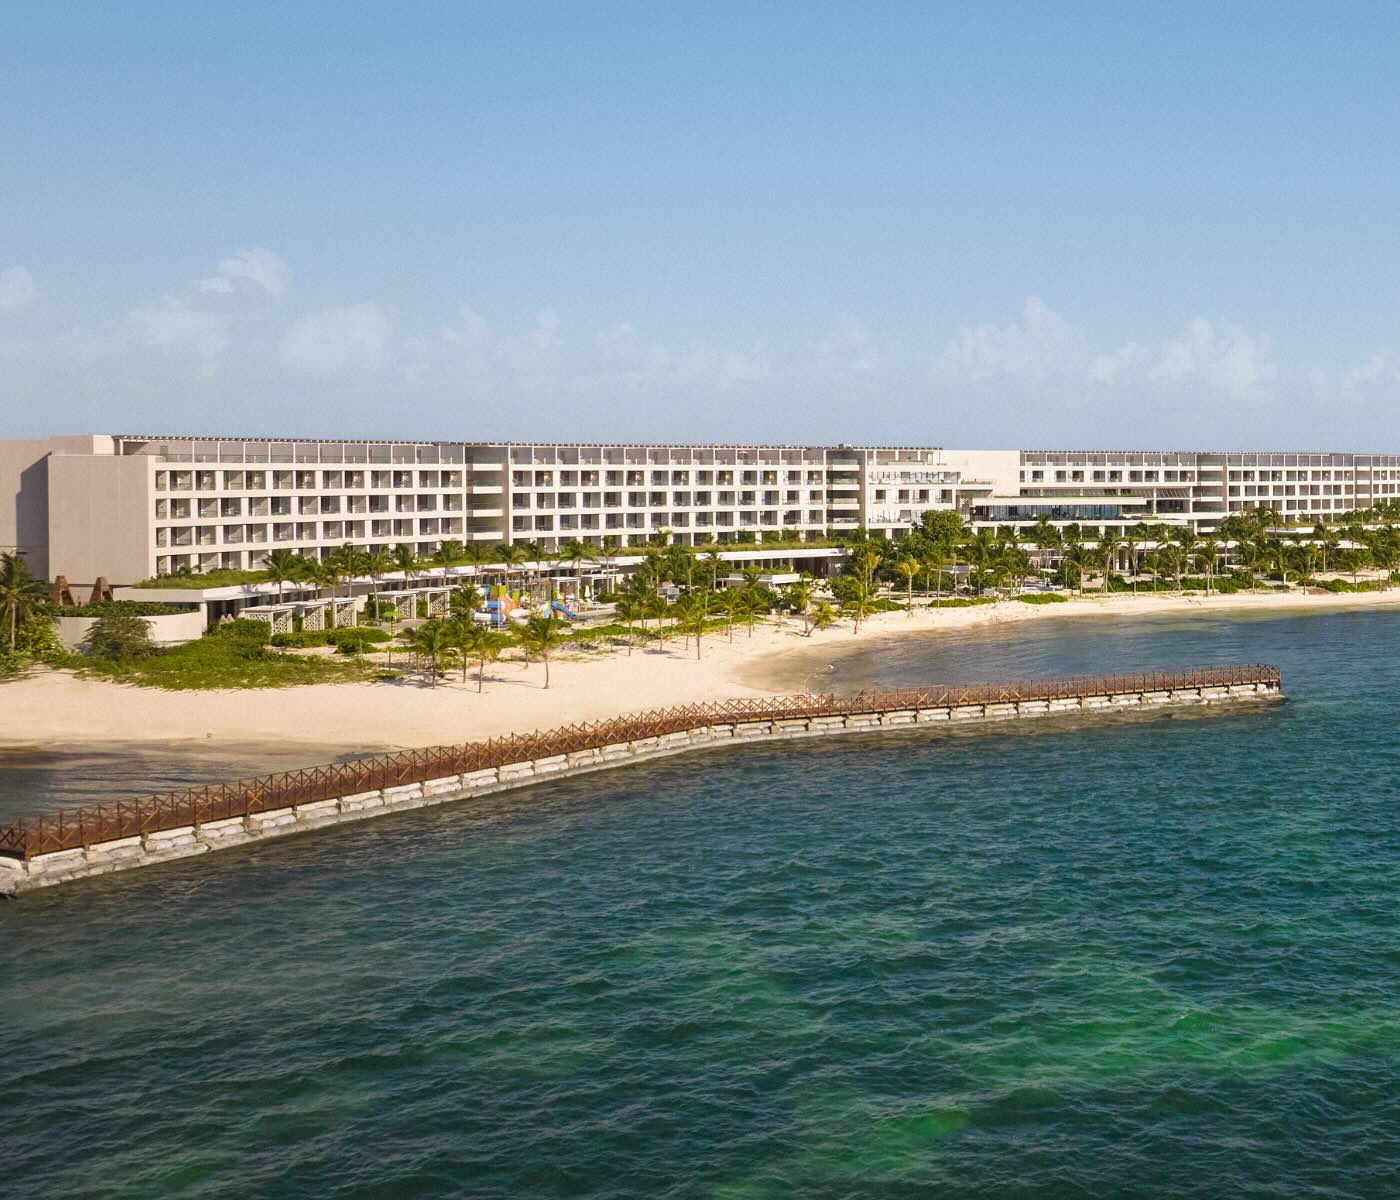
56 609 205 650
0 680 1282 896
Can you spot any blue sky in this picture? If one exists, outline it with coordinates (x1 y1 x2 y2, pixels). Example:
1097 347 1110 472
3 2 1400 448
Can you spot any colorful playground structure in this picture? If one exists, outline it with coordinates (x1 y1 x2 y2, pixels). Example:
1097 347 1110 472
471 586 590 627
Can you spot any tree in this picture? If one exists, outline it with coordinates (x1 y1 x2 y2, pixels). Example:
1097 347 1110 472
1123 528 1142 594
676 591 711 659
613 595 644 655
303 556 340 598
393 543 419 580
892 557 920 615
495 543 530 593
849 549 882 593
557 538 592 601
410 620 451 687
1174 531 1200 591
328 543 367 599
449 582 484 620
363 548 393 616
1098 529 1122 594
716 589 740 641
82 610 155 661
736 588 768 637
807 601 837 635
1195 540 1221 595
784 580 813 633
260 548 303 603
700 550 723 590
0 553 50 652
449 619 506 691
518 614 565 688
842 583 879 634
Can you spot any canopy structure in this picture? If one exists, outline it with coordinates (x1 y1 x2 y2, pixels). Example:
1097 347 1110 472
239 596 358 634
388 587 453 620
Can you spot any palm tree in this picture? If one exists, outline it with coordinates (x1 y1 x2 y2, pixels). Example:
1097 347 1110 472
700 550 723 590
0 552 49 651
432 540 466 572
518 614 565 688
1196 539 1221 594
448 619 505 690
469 626 508 691
328 543 367 599
557 538 591 603
784 580 813 633
410 620 451 688
495 542 530 596
1098 529 1122 594
717 589 740 641
737 589 767 637
842 583 879 634
303 556 340 598
260 548 302 603
807 600 837 636
393 543 418 583
449 582 484 619
363 548 393 618
444 617 476 684
1123 527 1143 595
613 595 644 655
1174 530 1200 591
676 591 711 659
892 557 920 615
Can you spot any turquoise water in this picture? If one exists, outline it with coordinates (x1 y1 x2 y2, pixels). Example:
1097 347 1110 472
5 608 1400 1197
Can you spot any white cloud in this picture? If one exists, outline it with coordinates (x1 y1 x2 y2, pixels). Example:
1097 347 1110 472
129 304 231 360
7 255 1399 449
127 248 292 364
1089 317 1277 399
933 296 1083 383
0 266 38 313
198 248 292 301
818 313 884 372
281 303 391 374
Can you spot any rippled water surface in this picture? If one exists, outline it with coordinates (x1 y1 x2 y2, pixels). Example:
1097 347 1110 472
0 742 372 824
6 609 1400 1198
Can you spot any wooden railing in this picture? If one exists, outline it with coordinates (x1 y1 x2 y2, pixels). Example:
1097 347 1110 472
0 665 1279 860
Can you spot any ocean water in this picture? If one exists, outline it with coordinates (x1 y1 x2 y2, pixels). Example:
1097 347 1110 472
0 742 377 824
5 608 1400 1198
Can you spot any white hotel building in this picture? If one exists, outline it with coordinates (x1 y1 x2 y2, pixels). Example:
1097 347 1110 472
3 434 1400 584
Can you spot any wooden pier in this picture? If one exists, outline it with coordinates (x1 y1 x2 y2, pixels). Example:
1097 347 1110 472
0 664 1283 895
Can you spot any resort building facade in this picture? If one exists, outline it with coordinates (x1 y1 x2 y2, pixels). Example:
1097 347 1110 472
3 433 1400 584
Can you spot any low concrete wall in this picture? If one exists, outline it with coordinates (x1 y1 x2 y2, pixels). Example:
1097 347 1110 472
56 609 204 650
0 680 1283 896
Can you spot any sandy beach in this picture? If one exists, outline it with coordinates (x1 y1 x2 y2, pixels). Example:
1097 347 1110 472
4 588 1400 752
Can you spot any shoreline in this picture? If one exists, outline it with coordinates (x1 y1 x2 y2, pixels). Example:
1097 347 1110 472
3 587 1397 753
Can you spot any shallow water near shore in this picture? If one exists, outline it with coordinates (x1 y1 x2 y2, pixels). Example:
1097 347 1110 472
0 741 379 824
5 609 1400 1197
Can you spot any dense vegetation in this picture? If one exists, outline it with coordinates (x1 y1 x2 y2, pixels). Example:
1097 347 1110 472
80 619 376 690
65 600 193 617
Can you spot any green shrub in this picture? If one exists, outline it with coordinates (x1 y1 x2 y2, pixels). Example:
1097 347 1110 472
329 628 390 654
15 616 67 662
66 600 191 617
269 626 391 652
83 611 156 661
216 618 272 645
132 569 265 588
932 596 996 608
270 630 331 648
1015 592 1069 604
